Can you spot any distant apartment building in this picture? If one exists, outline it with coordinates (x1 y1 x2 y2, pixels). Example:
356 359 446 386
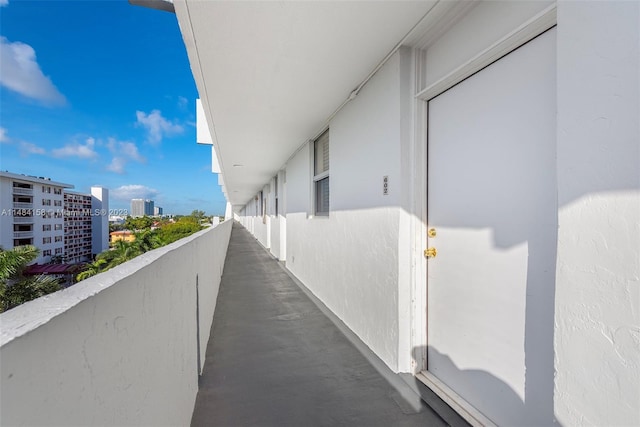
131 199 154 217
154 206 163 216
0 171 109 264
1 172 71 264
63 187 109 263
63 192 93 264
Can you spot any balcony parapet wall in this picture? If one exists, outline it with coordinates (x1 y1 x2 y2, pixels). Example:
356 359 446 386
0 219 233 426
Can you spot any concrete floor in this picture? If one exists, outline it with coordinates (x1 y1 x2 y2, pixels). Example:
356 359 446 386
191 223 467 426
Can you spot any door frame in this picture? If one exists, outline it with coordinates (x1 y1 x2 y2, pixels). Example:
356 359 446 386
408 5 557 426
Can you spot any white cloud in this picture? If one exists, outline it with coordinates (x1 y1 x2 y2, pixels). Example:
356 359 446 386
106 138 145 174
52 137 97 159
0 0 8 7
18 141 46 156
136 109 183 145
111 184 159 201
0 37 66 105
106 157 126 174
177 96 188 109
0 127 9 143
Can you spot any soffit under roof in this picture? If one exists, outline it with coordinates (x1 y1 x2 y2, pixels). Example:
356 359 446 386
174 1 439 207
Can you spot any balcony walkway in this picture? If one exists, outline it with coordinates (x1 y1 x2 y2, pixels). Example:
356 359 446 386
191 223 467 426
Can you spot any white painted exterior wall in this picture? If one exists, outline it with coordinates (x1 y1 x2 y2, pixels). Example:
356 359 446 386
250 186 270 249
554 2 639 425
422 1 554 90
91 186 109 256
196 98 213 146
191 0 639 424
269 175 281 259
0 220 233 426
284 50 407 370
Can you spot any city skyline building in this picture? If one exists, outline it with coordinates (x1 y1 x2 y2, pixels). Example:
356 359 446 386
131 198 154 217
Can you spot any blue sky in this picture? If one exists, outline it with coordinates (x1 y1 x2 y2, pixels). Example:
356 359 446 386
0 0 226 216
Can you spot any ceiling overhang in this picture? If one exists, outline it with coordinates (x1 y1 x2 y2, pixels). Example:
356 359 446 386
173 0 445 207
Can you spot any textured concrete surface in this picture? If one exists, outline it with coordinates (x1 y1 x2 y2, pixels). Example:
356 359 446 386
191 223 466 426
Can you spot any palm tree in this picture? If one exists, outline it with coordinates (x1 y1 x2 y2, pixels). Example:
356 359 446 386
109 240 142 266
133 230 162 253
0 246 61 312
75 258 108 282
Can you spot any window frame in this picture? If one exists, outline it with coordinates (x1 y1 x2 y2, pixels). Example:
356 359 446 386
312 129 330 217
274 174 279 217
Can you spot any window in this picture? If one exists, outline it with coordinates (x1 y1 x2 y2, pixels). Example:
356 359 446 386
42 186 51 193
55 236 63 243
43 224 51 231
259 191 266 224
42 199 51 206
313 130 330 216
43 237 51 244
54 224 62 231
274 174 279 216
43 250 51 256
55 247 63 255
54 188 62 195
54 200 62 207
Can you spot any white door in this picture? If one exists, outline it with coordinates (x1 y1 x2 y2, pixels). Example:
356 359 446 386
427 29 557 426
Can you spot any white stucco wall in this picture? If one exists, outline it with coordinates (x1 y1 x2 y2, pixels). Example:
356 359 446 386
285 51 406 371
91 186 109 255
253 185 270 248
424 1 554 90
554 2 640 425
0 220 233 426
269 175 281 259
196 98 213 145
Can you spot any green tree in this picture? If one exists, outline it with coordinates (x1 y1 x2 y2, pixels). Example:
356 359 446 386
0 246 61 313
133 229 163 253
157 219 202 244
75 258 108 282
108 240 142 266
123 215 154 231
76 216 204 284
109 223 124 233
190 210 206 221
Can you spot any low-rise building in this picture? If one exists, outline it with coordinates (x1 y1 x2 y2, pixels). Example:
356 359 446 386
110 230 136 244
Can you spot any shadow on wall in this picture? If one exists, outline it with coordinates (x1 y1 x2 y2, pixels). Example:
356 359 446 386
413 346 561 426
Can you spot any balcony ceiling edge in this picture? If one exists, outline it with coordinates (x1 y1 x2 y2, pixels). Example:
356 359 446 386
173 0 438 207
